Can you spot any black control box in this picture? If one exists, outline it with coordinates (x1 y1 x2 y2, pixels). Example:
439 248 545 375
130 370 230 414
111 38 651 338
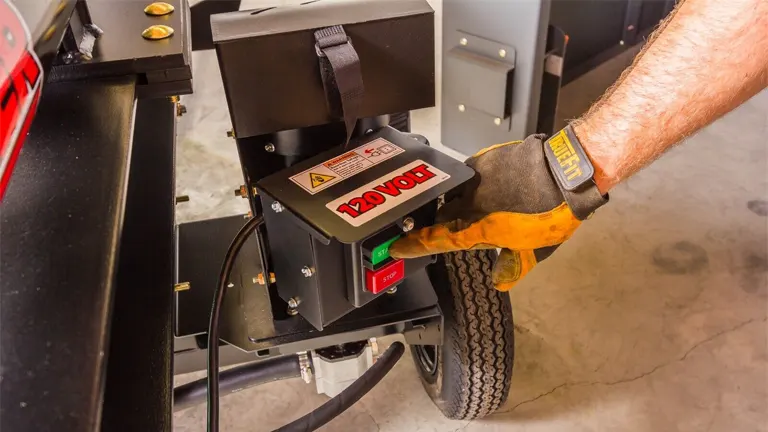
256 127 474 330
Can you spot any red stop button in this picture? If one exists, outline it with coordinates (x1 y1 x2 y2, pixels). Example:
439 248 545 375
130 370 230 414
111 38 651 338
366 259 405 294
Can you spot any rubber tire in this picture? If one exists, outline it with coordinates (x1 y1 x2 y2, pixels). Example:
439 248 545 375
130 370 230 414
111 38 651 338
411 250 515 420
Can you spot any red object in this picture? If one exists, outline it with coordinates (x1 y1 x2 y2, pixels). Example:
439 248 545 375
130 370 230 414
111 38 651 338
0 0 43 200
366 259 405 294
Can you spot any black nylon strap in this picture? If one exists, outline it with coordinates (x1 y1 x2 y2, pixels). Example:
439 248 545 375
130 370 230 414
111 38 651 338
543 125 608 220
314 25 364 147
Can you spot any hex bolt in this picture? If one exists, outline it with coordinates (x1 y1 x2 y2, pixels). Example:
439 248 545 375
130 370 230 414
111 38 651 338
402 217 415 233
459 37 468 46
494 117 502 126
301 266 314 278
264 143 276 153
271 202 284 213
458 104 466 112
498 48 507 58
288 297 300 308
297 352 312 384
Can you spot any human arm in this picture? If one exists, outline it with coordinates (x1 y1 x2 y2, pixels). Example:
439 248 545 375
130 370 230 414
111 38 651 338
576 0 768 193
389 0 768 290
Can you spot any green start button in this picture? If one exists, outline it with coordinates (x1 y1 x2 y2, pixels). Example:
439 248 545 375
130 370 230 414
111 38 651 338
371 235 401 266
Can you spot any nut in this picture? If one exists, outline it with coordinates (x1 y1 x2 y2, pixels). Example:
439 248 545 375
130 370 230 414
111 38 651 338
369 338 380 356
301 266 314 278
255 273 276 285
402 217 415 233
174 282 190 292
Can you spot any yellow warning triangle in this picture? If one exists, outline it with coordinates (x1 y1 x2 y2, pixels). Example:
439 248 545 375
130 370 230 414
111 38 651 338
310 172 336 188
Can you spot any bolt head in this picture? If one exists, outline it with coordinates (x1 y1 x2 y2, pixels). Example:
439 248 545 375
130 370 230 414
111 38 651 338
458 104 466 112
300 367 313 384
499 49 507 58
226 130 235 138
387 287 398 295
288 297 300 308
402 217 415 233
144 2 175 16
494 117 502 126
301 266 314 278
264 143 276 152
619 40 625 46
459 37 468 46
271 201 284 213
142 24 174 40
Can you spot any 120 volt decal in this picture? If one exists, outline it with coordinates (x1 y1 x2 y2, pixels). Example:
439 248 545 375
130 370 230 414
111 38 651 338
326 160 450 227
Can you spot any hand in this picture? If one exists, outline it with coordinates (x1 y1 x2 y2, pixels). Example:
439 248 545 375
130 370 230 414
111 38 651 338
389 134 607 291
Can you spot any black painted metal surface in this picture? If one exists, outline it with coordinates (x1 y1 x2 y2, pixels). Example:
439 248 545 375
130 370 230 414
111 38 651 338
47 0 192 98
257 127 474 244
190 0 241 51
213 0 435 138
100 97 176 431
0 77 136 431
176 216 441 355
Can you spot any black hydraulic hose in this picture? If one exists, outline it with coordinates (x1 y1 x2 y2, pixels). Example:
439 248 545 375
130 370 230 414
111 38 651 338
274 341 405 432
208 215 264 432
175 355 301 412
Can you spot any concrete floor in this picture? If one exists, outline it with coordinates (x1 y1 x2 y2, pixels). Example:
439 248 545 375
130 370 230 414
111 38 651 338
174 2 768 431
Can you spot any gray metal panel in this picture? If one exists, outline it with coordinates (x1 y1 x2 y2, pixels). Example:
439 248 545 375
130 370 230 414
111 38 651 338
442 0 551 155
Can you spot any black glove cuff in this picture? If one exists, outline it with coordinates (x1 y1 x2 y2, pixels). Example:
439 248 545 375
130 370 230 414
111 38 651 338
543 125 608 220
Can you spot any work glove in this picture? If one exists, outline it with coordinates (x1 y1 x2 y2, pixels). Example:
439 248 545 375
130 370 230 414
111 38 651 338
389 131 608 291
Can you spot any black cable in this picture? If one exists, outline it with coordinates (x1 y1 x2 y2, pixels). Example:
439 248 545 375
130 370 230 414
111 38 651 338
176 355 301 412
274 342 405 432
207 215 264 432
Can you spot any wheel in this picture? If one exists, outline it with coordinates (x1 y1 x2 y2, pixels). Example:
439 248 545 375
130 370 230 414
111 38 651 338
411 250 515 420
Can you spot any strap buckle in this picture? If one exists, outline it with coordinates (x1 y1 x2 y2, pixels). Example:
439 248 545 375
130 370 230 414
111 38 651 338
314 36 353 58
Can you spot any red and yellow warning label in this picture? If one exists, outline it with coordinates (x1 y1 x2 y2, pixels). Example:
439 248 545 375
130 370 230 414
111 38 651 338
309 172 336 188
326 160 450 227
290 138 405 194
